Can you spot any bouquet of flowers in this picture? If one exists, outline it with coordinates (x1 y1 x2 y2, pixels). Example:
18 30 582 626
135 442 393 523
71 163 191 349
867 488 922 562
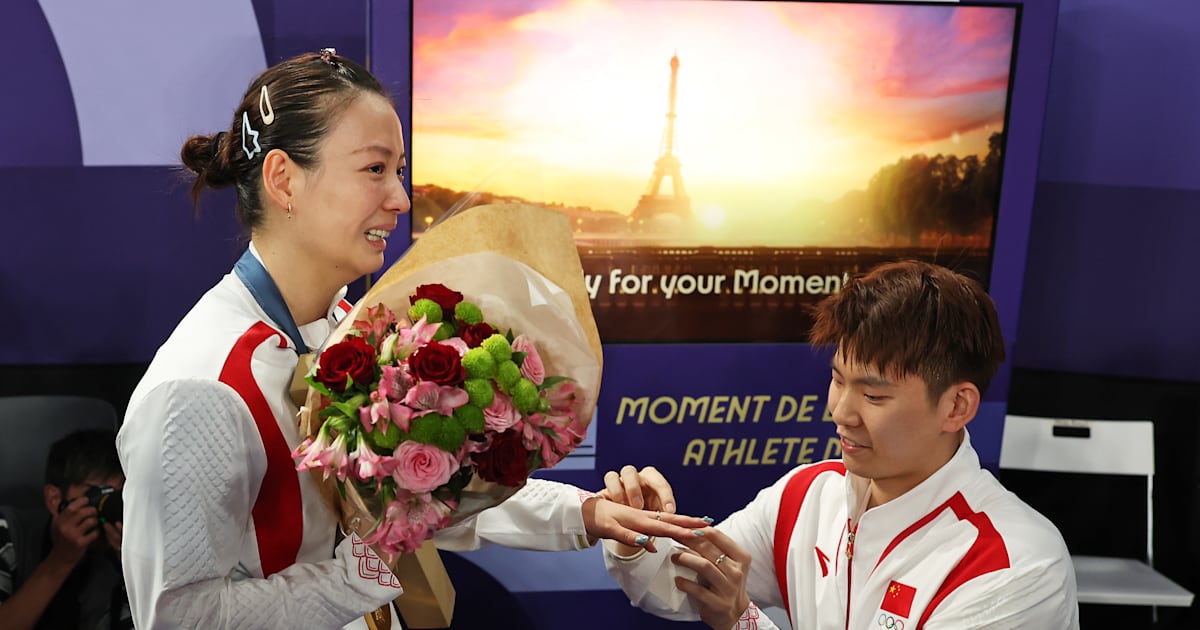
291 284 588 554
293 204 602 627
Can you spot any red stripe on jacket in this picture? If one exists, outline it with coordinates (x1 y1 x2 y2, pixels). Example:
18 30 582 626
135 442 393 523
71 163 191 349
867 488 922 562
914 492 1010 628
774 461 846 615
219 322 303 577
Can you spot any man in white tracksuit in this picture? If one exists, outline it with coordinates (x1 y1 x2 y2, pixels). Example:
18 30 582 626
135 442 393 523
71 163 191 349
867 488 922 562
603 261 1079 629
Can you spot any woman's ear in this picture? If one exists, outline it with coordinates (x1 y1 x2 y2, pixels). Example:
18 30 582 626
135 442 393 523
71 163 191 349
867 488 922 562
260 148 297 211
942 382 980 432
44 484 63 513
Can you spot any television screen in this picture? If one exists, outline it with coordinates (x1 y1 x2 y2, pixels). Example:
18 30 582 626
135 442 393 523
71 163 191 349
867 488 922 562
409 0 1021 343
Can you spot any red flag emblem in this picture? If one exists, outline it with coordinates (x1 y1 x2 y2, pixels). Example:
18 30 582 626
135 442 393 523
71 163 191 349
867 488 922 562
880 580 916 618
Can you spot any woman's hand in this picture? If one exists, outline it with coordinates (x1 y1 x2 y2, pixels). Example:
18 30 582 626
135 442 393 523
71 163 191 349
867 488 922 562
671 527 752 630
584 465 709 553
581 495 708 553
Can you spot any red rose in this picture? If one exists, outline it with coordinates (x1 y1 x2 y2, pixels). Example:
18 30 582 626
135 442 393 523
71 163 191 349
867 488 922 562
408 341 466 386
315 336 376 392
474 430 529 487
460 322 497 348
410 284 464 312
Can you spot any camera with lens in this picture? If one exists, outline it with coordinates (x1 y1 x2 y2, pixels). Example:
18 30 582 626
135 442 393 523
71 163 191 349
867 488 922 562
59 485 123 524
86 485 122 524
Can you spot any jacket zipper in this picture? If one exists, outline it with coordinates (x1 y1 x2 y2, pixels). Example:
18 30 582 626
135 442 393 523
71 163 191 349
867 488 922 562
845 524 857 630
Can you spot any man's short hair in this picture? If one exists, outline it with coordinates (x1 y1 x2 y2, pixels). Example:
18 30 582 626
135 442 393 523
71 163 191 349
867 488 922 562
809 260 1006 398
44 429 122 489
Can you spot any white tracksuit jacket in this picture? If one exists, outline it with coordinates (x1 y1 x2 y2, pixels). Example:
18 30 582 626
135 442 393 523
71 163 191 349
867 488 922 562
605 432 1079 629
118 251 595 629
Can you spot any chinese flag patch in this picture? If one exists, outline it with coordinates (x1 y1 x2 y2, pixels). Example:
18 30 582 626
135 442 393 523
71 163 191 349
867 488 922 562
881 580 916 618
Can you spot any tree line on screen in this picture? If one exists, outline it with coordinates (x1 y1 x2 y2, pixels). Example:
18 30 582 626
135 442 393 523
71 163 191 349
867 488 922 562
413 131 1004 248
837 131 1003 246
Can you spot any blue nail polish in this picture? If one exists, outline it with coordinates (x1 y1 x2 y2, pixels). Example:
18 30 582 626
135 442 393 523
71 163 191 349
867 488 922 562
692 530 705 537
702 516 715 524
634 534 650 545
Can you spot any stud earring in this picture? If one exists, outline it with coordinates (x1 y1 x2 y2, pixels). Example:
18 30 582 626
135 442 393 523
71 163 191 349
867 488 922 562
287 202 293 219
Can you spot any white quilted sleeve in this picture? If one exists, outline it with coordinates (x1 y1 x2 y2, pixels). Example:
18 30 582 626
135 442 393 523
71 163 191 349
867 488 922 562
433 479 593 552
117 379 402 629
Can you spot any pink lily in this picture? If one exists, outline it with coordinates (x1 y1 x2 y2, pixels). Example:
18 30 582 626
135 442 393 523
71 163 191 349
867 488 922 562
326 431 353 481
359 390 391 431
388 401 417 432
294 427 334 474
354 433 387 484
402 381 469 416
377 365 411 401
350 303 396 343
542 380 579 414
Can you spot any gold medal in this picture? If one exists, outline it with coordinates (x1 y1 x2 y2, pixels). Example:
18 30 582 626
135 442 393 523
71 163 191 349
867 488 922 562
364 604 392 630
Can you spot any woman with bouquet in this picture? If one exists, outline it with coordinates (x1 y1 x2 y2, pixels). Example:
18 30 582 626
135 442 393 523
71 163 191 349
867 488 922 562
117 50 705 629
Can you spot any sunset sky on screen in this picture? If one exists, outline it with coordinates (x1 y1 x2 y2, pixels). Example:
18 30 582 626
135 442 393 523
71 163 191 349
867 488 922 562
411 0 1016 228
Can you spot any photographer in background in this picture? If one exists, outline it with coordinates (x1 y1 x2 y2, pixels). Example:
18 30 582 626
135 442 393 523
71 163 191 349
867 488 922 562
0 429 131 630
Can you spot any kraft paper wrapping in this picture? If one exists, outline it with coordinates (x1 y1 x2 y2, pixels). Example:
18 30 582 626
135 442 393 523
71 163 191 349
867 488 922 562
298 203 603 628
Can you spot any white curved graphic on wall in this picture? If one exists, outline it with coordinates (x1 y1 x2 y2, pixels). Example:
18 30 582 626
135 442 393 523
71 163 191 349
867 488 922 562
38 0 267 166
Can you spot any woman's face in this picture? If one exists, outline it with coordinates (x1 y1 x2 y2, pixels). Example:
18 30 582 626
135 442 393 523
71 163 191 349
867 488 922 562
292 92 410 283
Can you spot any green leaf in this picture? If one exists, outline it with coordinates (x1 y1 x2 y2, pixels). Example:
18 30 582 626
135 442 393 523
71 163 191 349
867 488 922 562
332 400 362 419
538 375 571 390
511 351 528 367
306 377 333 399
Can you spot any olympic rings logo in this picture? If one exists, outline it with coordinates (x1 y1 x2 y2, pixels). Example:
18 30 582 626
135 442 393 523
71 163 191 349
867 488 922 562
877 613 905 630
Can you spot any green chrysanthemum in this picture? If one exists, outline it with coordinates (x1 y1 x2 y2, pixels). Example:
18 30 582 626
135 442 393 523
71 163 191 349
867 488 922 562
496 360 521 391
433 321 456 341
453 404 486 433
511 378 540 414
433 416 467 453
462 347 497 379
463 378 495 408
407 298 443 325
481 334 513 363
454 301 484 325
369 423 401 449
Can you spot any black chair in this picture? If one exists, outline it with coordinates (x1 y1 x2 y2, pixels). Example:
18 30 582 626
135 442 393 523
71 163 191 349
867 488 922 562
0 395 120 508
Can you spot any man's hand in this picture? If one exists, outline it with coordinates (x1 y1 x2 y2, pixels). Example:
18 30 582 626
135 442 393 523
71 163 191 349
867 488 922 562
46 495 99 570
671 527 752 630
102 521 123 554
601 465 677 513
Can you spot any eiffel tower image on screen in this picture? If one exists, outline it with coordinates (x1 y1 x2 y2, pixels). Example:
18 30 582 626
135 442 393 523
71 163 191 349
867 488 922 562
631 53 692 224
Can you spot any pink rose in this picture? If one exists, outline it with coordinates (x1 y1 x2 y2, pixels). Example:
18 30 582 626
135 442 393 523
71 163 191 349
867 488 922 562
511 335 545 385
388 441 459 493
484 391 520 432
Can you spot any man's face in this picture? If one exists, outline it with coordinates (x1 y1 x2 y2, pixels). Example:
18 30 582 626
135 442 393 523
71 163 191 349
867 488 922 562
828 353 957 506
